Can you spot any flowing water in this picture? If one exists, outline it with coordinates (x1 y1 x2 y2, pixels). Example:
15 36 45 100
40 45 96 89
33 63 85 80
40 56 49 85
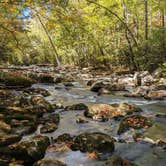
22 81 166 166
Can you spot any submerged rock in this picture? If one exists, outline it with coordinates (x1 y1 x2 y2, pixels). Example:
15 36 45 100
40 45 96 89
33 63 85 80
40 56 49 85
34 158 67 166
106 154 138 166
71 132 115 154
118 115 153 135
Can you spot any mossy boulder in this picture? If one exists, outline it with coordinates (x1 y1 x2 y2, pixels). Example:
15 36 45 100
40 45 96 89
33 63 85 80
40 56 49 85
0 135 50 164
38 74 54 83
0 72 35 88
55 133 73 143
118 115 153 135
0 134 22 147
71 132 115 154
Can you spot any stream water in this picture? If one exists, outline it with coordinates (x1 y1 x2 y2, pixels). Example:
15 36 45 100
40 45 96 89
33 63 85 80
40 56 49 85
22 81 166 166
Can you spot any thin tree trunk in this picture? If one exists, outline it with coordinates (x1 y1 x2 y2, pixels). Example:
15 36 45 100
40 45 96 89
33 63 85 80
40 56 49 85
36 13 61 66
122 0 138 71
145 0 148 40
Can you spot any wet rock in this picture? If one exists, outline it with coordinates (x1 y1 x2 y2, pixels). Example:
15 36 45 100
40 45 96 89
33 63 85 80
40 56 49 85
65 103 88 111
23 88 51 97
39 114 60 125
118 115 153 135
91 81 125 93
156 140 166 150
71 132 115 154
63 82 74 87
84 103 142 121
55 133 73 143
0 72 34 88
40 122 58 133
54 75 74 84
124 86 150 98
34 158 67 166
0 121 11 133
0 134 22 147
0 90 18 107
106 154 138 166
98 88 111 95
155 113 166 118
145 90 166 100
84 104 117 121
0 155 12 166
38 74 54 83
153 84 166 91
142 74 154 86
118 102 142 115
30 96 53 113
87 80 95 86
90 82 106 92
0 135 50 164
118 77 136 87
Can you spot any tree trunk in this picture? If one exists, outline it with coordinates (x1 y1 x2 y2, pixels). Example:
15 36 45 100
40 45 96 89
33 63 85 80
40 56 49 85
122 0 138 71
145 0 148 40
36 13 61 66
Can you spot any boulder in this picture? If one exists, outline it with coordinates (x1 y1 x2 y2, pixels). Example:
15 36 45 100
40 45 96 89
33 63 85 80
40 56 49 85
90 82 106 92
0 135 50 164
71 132 115 154
118 115 153 135
0 72 34 88
84 103 142 121
55 133 73 143
0 134 22 147
91 82 125 93
38 74 54 83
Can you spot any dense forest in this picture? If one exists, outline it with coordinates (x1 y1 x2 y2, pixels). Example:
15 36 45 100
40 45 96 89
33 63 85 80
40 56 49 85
0 0 165 71
0 1 166 166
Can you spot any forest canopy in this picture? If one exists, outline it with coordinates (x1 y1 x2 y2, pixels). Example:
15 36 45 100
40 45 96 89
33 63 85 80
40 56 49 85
0 0 165 71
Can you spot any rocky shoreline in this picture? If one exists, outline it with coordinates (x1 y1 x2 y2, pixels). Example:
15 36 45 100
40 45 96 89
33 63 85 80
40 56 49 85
0 65 165 166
